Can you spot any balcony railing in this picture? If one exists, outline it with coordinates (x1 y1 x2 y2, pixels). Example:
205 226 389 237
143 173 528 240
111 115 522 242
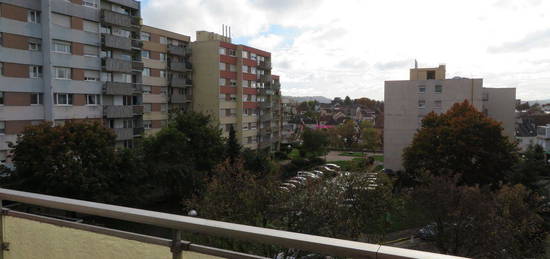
133 127 144 136
104 82 134 96
170 94 191 104
258 61 271 70
167 45 186 56
101 9 132 28
113 128 133 140
104 105 133 118
170 77 192 88
133 105 144 115
132 61 144 71
102 34 132 51
103 58 132 73
131 39 143 49
0 188 468 259
169 62 191 72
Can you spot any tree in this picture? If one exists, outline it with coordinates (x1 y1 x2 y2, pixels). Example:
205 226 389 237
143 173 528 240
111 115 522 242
403 100 518 186
509 144 550 190
226 125 241 165
331 97 343 105
412 176 545 258
300 128 329 157
337 120 357 149
143 112 225 204
343 96 353 105
359 121 380 152
6 121 144 204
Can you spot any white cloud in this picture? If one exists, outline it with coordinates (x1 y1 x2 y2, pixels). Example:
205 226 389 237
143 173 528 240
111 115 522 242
142 0 550 101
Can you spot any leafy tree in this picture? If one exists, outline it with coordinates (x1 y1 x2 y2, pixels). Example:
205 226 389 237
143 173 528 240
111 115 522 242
143 112 225 203
6 121 144 204
509 144 550 190
331 97 343 105
516 102 530 111
226 125 241 165
412 176 545 258
359 121 380 152
337 120 357 149
343 96 353 105
300 128 329 157
403 100 518 186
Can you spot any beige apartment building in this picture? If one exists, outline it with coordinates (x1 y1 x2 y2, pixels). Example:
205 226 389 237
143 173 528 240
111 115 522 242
140 25 192 135
384 65 516 171
191 31 282 151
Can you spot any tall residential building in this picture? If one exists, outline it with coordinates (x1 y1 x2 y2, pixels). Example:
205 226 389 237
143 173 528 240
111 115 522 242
140 25 192 136
0 0 143 163
191 31 282 151
384 65 516 171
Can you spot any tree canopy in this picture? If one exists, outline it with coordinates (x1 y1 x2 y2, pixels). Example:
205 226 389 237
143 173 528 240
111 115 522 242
300 128 329 157
403 100 518 186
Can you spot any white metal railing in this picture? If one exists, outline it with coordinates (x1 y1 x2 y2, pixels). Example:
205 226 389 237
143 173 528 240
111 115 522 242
0 188 469 259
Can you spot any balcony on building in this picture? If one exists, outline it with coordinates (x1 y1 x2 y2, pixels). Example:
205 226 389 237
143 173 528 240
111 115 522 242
272 81 281 89
258 88 274 96
133 105 144 116
133 127 145 136
0 188 466 259
104 105 134 118
261 113 273 121
167 45 189 57
102 34 132 51
101 9 133 28
170 76 193 88
258 60 272 70
260 102 272 109
170 94 191 104
113 128 134 141
537 125 550 139
103 58 133 73
132 60 144 71
169 61 192 72
131 39 144 49
104 82 142 96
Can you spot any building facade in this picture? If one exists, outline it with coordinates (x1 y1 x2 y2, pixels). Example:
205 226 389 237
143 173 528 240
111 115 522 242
384 65 516 171
537 124 550 155
191 31 281 151
140 25 192 136
0 0 144 163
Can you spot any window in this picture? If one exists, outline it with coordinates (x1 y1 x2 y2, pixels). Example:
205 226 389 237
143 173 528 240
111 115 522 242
219 62 226 71
52 13 71 27
242 51 248 59
31 93 43 105
143 86 151 94
82 0 98 8
0 63 3 76
123 140 133 149
160 53 166 61
142 68 150 77
140 32 150 41
0 121 4 134
28 10 40 23
144 120 152 129
160 36 167 44
122 96 135 106
242 80 250 88
160 70 166 78
54 67 71 80
161 104 168 112
123 119 133 128
250 53 257 60
28 39 41 51
418 100 426 109
140 50 150 59
111 4 129 15
418 85 426 93
228 49 236 56
229 64 236 72
112 28 130 38
84 70 99 81
86 94 101 105
219 78 226 86
83 45 99 57
219 47 226 55
434 100 442 109
160 87 168 95
435 85 442 93
242 65 249 73
101 50 112 58
250 67 256 74
83 20 99 33
230 80 237 86
101 72 112 82
247 137 253 144
53 41 71 54
100 26 111 34
0 92 3 105
54 93 73 105
143 104 152 113
29 66 42 78
243 123 249 131
427 70 436 80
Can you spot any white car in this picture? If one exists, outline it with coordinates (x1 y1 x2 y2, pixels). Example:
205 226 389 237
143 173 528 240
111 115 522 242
325 164 341 170
281 183 297 189
298 172 319 179
312 170 324 177
287 179 304 186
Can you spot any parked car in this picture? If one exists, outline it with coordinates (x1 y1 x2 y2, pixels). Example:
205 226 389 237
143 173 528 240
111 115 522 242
312 170 324 177
287 179 304 186
325 164 341 170
417 223 438 240
298 171 319 179
280 183 297 189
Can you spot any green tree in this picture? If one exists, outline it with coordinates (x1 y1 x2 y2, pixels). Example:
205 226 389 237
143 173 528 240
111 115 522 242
143 112 225 203
6 121 143 204
509 144 550 190
226 125 242 165
359 121 380 152
403 100 518 186
337 120 357 149
300 128 329 157
344 96 353 105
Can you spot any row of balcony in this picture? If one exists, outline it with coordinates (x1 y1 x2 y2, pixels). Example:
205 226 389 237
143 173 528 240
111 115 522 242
101 9 141 29
102 34 143 51
104 105 143 119
103 82 143 96
167 45 192 57
170 77 193 88
169 61 192 72
170 94 192 104
102 58 143 73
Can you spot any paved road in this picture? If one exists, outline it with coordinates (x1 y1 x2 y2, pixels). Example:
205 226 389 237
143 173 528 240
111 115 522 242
324 151 383 162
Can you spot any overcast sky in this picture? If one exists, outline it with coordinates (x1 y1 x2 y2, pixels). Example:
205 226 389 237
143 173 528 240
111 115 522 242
141 0 550 101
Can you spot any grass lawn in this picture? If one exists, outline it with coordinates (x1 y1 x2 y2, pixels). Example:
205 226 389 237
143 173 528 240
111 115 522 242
338 152 384 162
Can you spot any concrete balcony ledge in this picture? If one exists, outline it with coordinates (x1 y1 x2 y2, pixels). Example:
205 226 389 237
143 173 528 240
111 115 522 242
103 58 132 73
103 34 132 51
169 62 191 72
171 95 191 104
113 128 133 140
104 82 134 95
104 105 133 118
0 188 469 259
171 77 193 88
167 45 187 56
101 9 132 28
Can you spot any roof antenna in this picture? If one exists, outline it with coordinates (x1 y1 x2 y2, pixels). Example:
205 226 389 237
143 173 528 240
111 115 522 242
414 59 418 69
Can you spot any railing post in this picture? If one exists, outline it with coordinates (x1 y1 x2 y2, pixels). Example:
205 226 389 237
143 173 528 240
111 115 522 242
171 230 182 259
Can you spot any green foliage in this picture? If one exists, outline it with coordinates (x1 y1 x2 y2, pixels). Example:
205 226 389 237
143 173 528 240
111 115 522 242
343 96 352 105
143 112 225 203
226 125 242 165
509 144 550 190
403 100 518 186
337 120 357 149
359 121 380 152
7 121 144 204
300 128 329 157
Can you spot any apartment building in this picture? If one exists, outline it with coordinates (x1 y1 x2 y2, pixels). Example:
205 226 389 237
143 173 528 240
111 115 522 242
140 25 192 135
384 65 516 171
0 0 143 164
191 31 281 151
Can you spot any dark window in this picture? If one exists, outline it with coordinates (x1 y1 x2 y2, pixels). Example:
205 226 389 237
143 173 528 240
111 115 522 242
427 70 436 80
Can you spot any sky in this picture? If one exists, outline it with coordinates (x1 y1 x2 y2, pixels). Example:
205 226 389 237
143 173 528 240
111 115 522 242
140 0 550 101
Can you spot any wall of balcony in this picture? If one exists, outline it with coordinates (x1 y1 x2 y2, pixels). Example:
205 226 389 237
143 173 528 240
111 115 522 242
0 46 42 66
52 53 100 71
51 25 100 46
114 128 133 141
103 58 132 73
167 45 186 56
170 94 190 103
170 77 192 88
51 0 100 21
0 17 41 38
104 105 133 118
54 106 102 120
103 82 136 96
101 10 132 28
103 34 132 51
169 62 190 72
